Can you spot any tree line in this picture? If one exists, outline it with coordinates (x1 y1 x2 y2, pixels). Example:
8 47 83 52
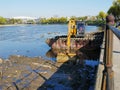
0 0 119 25
0 17 23 24
40 17 68 24
0 15 106 25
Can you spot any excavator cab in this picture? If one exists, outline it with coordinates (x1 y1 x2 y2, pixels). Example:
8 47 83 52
68 20 85 37
76 21 85 37
67 20 85 46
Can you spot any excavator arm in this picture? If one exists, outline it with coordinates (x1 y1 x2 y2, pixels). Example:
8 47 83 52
67 20 77 52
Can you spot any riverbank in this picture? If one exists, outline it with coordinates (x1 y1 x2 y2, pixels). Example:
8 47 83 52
0 24 32 27
0 24 18 27
0 55 98 90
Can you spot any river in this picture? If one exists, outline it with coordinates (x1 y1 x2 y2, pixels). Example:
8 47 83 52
0 24 100 60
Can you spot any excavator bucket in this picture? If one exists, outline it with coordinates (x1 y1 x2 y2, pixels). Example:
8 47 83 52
57 53 76 63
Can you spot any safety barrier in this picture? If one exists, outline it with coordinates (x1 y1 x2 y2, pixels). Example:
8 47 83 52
102 15 120 90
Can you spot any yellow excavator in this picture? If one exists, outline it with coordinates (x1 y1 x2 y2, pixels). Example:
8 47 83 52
57 20 85 62
46 19 104 62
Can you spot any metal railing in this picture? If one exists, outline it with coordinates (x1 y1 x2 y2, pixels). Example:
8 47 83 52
102 21 120 90
109 25 120 39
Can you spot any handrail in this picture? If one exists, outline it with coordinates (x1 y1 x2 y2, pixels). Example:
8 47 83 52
108 25 120 40
102 15 116 90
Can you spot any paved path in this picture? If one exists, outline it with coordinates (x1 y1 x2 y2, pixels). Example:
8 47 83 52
113 34 120 90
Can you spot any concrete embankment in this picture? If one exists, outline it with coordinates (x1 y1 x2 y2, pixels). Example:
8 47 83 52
95 34 120 90
113 34 120 90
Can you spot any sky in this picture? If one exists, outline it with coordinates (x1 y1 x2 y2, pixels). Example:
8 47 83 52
0 0 113 18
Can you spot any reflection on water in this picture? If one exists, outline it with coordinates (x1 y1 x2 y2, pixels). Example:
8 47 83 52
0 25 100 60
46 47 101 61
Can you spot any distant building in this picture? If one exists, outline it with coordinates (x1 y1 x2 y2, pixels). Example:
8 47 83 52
67 17 70 21
12 16 37 24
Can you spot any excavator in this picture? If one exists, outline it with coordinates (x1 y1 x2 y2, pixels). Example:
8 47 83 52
57 20 85 62
46 19 103 62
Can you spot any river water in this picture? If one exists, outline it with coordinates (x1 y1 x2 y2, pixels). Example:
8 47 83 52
0 24 100 60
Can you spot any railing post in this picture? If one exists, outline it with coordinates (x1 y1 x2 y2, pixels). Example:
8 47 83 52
106 25 114 90
102 15 114 90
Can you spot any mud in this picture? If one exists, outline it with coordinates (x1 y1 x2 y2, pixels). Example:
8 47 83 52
0 55 98 90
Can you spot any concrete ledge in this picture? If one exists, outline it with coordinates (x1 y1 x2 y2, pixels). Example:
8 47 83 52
95 34 120 90
94 37 105 90
113 34 120 90
94 64 104 90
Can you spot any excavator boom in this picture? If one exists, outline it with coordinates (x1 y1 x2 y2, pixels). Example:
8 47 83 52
67 20 77 52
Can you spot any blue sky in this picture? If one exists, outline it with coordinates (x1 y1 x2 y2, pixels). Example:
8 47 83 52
0 0 113 18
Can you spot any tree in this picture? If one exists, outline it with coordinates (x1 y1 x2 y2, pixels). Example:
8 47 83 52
40 17 67 24
58 17 67 24
0 16 7 24
96 15 101 20
40 18 49 24
27 20 35 24
15 19 22 24
113 0 120 5
108 0 120 21
8 19 15 24
108 6 118 20
70 16 77 20
113 0 120 20
82 16 88 21
98 11 107 21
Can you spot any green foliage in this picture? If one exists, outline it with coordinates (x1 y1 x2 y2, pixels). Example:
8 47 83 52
27 20 35 24
108 0 120 21
77 16 88 21
86 20 105 26
0 15 106 26
58 17 67 24
8 19 15 24
40 17 67 24
39 18 48 24
15 19 22 24
70 16 88 21
70 16 77 20
7 19 22 24
98 11 107 20
0 16 7 24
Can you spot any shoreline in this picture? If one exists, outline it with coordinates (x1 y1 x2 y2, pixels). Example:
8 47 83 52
0 55 98 90
0 24 35 27
0 24 24 27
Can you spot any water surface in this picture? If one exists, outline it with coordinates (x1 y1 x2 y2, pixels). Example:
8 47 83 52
0 24 99 60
